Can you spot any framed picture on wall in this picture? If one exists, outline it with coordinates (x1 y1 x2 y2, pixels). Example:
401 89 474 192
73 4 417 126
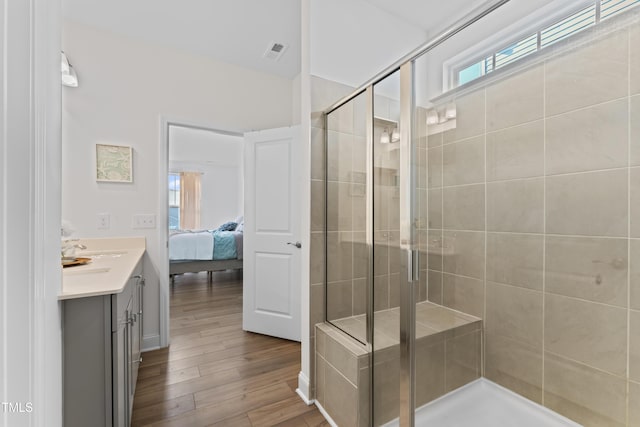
96 144 133 183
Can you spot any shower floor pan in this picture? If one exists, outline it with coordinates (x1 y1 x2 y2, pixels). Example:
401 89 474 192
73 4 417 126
384 378 582 427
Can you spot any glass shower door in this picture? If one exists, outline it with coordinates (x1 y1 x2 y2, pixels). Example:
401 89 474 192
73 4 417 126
325 91 369 345
371 64 423 425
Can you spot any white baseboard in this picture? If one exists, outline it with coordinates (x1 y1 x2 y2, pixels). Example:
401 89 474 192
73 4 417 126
296 371 313 405
142 334 161 352
314 401 338 427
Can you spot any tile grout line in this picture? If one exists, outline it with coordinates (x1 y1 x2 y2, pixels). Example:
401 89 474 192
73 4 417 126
351 130 356 320
544 348 629 380
440 130 445 289
421 164 636 192
627 24 632 427
483 86 488 379
542 55 547 407
424 228 638 240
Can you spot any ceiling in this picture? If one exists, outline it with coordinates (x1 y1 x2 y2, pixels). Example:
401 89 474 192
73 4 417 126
62 0 511 80
360 0 493 37
62 0 303 79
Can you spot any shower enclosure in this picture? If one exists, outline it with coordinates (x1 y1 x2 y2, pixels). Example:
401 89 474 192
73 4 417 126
316 0 640 425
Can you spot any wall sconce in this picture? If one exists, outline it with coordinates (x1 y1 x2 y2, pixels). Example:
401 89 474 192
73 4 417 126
380 129 390 144
375 117 400 144
445 102 457 119
426 110 439 125
426 102 457 126
380 126 400 144
391 127 400 143
61 51 79 88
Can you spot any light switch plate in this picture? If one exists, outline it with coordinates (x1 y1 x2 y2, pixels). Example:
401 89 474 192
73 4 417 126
133 214 156 229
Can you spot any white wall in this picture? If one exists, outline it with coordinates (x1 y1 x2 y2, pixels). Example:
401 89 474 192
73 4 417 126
292 73 302 124
310 0 427 88
62 21 293 349
169 125 243 229
297 0 313 402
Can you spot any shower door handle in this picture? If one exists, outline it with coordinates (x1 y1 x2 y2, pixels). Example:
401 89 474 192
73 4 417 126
407 250 419 282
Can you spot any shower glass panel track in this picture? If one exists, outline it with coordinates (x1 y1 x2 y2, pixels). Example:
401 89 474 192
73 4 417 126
323 0 640 425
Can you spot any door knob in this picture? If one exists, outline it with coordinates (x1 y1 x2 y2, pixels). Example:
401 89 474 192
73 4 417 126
287 241 302 249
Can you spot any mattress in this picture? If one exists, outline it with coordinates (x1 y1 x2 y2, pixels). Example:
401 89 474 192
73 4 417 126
169 230 243 261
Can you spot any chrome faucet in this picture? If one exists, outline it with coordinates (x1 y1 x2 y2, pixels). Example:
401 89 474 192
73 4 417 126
62 239 87 250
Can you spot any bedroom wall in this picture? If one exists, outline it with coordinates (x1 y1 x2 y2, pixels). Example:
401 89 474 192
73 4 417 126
61 20 293 350
169 125 243 230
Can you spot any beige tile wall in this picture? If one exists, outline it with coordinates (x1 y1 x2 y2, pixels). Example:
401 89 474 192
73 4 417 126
315 324 369 427
425 22 640 426
310 76 357 400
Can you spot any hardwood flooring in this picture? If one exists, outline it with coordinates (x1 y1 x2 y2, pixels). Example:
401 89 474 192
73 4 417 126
132 272 328 427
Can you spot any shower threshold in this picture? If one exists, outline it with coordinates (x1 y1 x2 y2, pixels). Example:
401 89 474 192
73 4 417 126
383 378 582 427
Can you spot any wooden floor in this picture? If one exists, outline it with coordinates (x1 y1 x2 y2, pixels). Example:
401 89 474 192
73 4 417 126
132 272 328 427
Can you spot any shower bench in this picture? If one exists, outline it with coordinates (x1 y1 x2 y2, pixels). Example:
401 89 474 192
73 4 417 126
315 301 482 427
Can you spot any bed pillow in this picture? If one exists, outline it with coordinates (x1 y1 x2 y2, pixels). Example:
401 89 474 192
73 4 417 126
236 222 244 232
217 221 237 231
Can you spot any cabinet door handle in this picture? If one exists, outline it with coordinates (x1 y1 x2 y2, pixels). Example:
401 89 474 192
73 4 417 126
131 275 145 286
126 314 136 325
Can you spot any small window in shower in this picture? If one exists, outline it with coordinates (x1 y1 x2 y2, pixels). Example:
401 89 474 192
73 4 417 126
452 0 639 88
540 5 596 47
602 0 640 19
458 56 493 86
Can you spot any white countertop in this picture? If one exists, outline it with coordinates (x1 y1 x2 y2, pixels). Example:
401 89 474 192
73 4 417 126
59 237 146 300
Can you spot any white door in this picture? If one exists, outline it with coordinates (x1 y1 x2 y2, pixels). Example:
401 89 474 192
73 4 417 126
243 126 301 341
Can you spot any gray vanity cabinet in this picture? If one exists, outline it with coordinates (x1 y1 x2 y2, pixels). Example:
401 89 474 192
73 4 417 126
63 261 144 427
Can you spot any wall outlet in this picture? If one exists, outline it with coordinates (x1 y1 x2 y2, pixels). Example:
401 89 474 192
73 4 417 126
97 213 110 229
133 214 156 229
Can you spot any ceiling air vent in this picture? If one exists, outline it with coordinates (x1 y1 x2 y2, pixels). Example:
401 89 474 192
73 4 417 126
263 41 288 61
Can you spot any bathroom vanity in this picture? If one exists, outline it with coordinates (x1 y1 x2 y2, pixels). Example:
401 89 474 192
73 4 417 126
60 237 146 427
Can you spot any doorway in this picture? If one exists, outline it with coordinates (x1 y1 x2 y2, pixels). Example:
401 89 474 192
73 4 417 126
159 120 244 346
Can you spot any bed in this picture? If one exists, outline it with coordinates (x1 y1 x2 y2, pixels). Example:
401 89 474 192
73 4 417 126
169 219 243 282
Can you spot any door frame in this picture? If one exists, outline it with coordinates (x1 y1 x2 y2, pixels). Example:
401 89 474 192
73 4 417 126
2 0 63 425
158 116 243 347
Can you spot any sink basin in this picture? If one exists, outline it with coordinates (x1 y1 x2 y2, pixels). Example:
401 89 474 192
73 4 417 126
65 267 111 275
79 250 127 259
